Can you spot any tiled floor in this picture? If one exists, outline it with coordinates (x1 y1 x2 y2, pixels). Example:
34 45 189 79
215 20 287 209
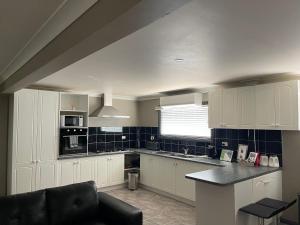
106 188 196 225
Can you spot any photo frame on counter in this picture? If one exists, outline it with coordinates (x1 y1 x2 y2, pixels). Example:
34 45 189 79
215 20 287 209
237 144 248 161
220 149 234 162
247 152 259 164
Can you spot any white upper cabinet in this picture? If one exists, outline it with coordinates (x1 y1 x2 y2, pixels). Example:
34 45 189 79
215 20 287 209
14 89 38 165
275 81 298 130
208 80 300 130
208 88 222 128
255 84 276 129
208 87 238 128
222 88 238 128
237 86 256 129
256 81 299 130
37 91 59 162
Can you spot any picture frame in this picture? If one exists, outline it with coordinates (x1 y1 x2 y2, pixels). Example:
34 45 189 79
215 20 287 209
247 152 259 164
237 144 248 161
220 149 234 162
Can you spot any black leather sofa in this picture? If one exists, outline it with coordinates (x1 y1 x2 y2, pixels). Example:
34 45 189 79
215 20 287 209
0 181 143 225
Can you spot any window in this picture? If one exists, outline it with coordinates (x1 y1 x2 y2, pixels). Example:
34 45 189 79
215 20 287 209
160 104 211 138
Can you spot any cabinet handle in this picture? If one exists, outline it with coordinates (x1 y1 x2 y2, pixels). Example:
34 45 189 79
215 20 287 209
31 160 35 164
262 180 271 184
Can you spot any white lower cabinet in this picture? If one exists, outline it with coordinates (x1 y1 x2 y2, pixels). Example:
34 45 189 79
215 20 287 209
78 159 94 183
95 157 109 187
108 154 125 186
36 162 58 190
140 154 156 187
12 164 36 194
94 154 125 188
140 154 215 201
58 159 79 186
58 154 125 188
252 171 282 202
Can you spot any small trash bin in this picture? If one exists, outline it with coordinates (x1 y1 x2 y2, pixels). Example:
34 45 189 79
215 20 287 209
128 172 139 190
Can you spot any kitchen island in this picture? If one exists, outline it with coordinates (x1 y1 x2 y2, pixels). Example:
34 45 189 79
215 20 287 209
186 164 281 225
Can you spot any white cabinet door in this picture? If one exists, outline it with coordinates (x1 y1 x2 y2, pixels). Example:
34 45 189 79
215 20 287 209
175 160 213 201
275 81 298 130
108 154 124 186
36 162 57 190
78 158 94 183
12 164 36 194
255 84 276 129
95 156 109 188
237 86 256 129
58 160 78 186
252 171 282 202
14 89 38 165
140 154 155 187
208 88 222 128
222 88 238 128
155 157 175 194
37 91 59 162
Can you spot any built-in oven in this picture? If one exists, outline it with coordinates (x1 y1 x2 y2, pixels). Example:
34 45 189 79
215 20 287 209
60 115 84 128
59 128 88 155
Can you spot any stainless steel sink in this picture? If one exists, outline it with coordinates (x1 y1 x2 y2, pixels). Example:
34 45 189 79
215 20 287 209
155 151 171 155
154 151 209 159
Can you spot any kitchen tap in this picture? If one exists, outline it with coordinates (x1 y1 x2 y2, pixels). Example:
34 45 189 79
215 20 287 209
183 148 189 155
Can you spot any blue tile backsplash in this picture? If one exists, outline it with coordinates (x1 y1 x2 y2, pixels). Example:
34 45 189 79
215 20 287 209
88 127 282 165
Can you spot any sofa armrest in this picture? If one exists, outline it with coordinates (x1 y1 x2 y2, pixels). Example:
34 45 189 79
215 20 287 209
97 192 143 225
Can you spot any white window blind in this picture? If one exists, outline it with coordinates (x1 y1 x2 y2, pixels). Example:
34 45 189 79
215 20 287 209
160 104 211 138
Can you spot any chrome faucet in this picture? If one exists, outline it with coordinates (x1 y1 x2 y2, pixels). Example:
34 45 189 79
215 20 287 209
183 148 189 155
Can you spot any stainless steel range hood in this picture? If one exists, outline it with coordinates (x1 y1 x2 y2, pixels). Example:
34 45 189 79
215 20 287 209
91 91 130 119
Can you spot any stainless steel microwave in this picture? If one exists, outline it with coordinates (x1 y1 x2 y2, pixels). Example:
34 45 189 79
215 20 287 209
60 115 84 127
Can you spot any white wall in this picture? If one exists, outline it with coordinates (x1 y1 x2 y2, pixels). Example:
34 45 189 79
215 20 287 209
137 99 159 127
0 94 9 196
282 131 300 221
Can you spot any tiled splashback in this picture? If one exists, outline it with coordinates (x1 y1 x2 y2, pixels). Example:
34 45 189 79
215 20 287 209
88 127 282 164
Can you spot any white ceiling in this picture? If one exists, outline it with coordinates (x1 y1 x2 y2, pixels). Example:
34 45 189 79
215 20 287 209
0 0 65 75
36 0 300 97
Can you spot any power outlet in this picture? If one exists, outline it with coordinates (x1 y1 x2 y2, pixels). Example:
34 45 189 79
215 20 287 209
122 135 126 140
150 136 155 141
222 141 228 147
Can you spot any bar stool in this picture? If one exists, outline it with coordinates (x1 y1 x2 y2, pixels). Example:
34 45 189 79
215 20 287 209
239 198 296 225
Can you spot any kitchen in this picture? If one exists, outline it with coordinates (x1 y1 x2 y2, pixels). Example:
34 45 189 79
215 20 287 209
6 83 288 225
1 1 300 225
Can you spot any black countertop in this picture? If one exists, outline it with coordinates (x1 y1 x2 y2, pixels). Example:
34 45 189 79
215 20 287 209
185 162 281 186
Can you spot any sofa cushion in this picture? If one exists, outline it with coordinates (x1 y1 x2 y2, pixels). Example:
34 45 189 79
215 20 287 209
46 181 99 225
0 190 48 225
